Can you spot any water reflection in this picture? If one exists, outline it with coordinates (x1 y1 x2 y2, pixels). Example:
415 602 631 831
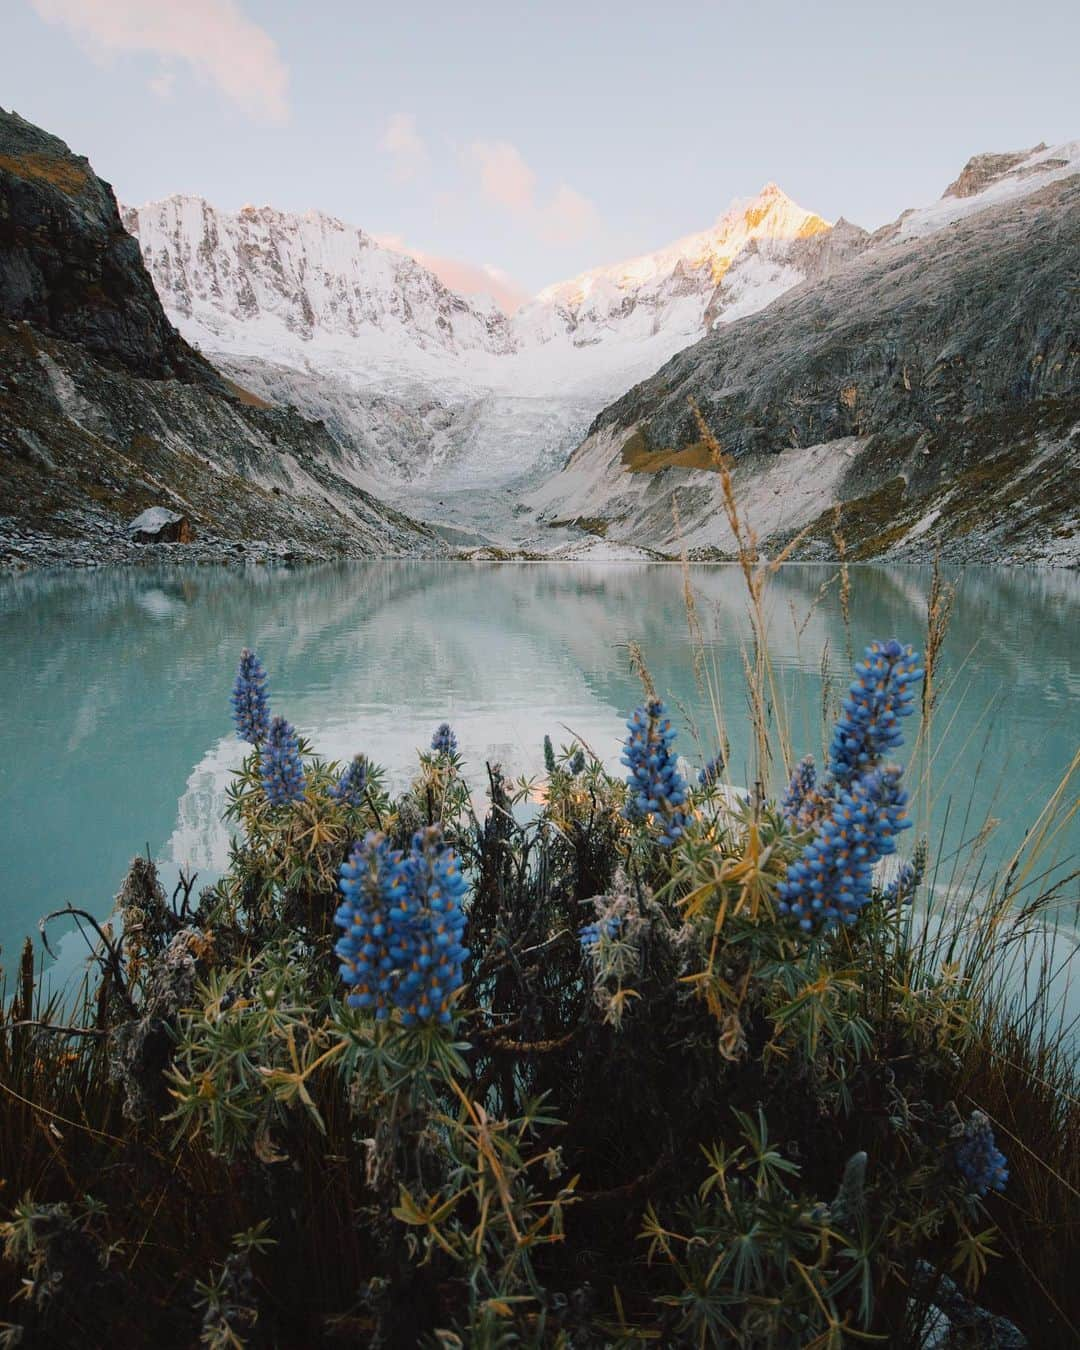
1 562 1077 972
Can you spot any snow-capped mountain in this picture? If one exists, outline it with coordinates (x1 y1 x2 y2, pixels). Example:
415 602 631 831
120 138 1078 544
120 196 514 379
121 183 857 505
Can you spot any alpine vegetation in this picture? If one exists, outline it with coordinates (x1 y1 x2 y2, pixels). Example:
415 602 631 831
776 643 923 929
956 1110 1010 1197
430 721 458 756
261 715 306 806
230 648 270 745
0 639 1072 1348
621 697 689 845
329 753 369 807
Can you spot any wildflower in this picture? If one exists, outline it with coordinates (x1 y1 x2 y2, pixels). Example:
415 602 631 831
334 826 469 1026
781 755 818 828
543 735 556 774
330 754 369 808
883 836 928 906
621 699 689 847
698 753 725 788
396 827 470 1026
827 639 923 790
335 832 408 1019
955 1111 1008 1196
579 916 620 949
431 722 458 756
260 716 305 806
230 649 270 745
569 748 586 775
777 765 912 929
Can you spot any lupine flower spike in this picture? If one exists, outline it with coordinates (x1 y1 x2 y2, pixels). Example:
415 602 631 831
335 833 408 1019
230 649 270 745
828 639 923 789
777 639 923 930
569 748 586 775
330 754 369 808
579 916 620 949
956 1110 1008 1196
431 722 458 756
261 716 306 806
698 753 725 788
781 755 819 829
335 826 469 1026
621 699 689 847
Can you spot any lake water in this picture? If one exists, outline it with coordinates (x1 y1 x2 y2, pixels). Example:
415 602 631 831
1 562 1077 976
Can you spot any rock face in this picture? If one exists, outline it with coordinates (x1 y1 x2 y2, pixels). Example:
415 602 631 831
0 107 442 567
527 165 1080 565
0 110 215 383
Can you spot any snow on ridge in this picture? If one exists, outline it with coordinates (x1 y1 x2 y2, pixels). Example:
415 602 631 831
898 138 1080 239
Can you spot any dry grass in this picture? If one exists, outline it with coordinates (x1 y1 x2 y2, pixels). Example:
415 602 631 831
0 151 90 196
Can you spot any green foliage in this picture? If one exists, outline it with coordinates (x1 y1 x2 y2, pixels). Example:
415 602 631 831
0 722 1075 1346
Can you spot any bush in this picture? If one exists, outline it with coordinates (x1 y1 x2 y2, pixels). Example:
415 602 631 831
0 642 1075 1348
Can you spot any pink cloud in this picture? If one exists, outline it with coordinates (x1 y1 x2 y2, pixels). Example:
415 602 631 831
467 137 603 245
373 232 530 315
31 0 290 124
468 140 537 216
541 183 603 244
378 113 429 183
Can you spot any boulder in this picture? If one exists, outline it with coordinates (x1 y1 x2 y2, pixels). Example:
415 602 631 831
127 506 194 544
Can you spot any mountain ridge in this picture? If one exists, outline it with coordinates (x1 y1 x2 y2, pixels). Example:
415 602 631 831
0 106 443 567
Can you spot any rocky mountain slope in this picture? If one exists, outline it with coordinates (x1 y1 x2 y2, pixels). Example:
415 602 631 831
527 145 1080 564
0 108 442 566
123 183 861 506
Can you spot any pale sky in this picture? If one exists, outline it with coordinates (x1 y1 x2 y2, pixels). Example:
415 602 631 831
5 0 1077 306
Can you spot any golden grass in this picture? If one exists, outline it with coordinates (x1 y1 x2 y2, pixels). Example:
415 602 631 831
0 151 90 196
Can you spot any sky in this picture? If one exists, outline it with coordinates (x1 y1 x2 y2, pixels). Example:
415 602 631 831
4 0 1078 309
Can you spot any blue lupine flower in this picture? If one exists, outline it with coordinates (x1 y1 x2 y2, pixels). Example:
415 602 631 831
827 640 923 790
396 827 470 1026
569 748 586 775
261 716 305 806
543 735 557 775
883 836 928 906
579 916 621 949
698 753 725 788
621 699 689 847
335 832 408 1020
777 640 924 931
781 755 819 828
431 722 458 756
334 826 469 1026
330 754 369 808
777 765 912 929
230 649 270 745
883 860 916 905
956 1111 1009 1196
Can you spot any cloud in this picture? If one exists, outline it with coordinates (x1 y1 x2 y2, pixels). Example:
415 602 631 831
468 140 538 216
372 233 530 315
377 113 429 183
540 184 604 244
30 0 290 124
467 138 602 245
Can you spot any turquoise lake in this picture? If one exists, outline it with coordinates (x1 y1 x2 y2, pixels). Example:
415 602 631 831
1 562 1077 980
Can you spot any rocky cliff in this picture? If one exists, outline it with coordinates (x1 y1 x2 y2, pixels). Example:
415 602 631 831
527 156 1080 565
0 108 441 566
